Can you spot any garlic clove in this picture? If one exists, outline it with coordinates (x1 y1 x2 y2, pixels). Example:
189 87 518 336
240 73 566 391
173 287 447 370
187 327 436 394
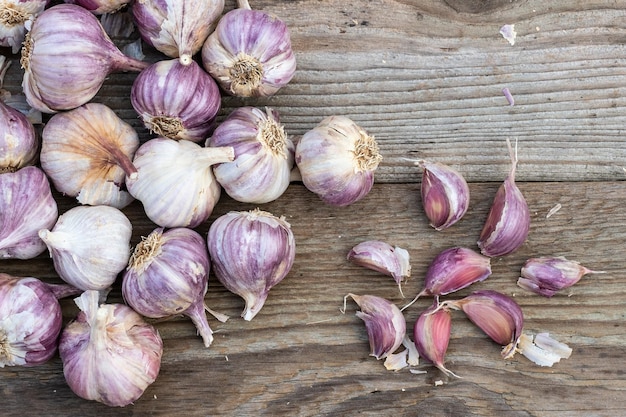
413 302 460 378
0 0 48 54
402 247 491 311
342 293 406 361
347 240 411 297
477 139 530 257
418 160 470 231
40 103 139 209
295 115 383 207
518 256 606 297
207 209 296 320
38 205 132 291
443 289 524 359
0 166 58 260
208 106 295 204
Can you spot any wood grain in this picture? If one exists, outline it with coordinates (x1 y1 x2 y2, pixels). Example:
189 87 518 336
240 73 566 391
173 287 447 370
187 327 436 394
2 1 626 416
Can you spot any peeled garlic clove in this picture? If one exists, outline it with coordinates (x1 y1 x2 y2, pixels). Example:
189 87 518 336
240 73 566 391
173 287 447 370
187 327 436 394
131 59 221 143
208 107 295 203
133 0 224 65
126 138 234 228
0 99 38 172
201 0 296 97
518 256 606 297
343 293 406 361
21 4 149 113
40 103 139 209
0 166 58 260
295 116 383 207
444 289 523 359
38 205 132 291
413 302 459 378
477 139 530 257
59 290 163 407
0 273 78 367
347 240 411 297
64 0 131 14
0 0 48 54
418 160 469 231
402 247 491 310
207 209 296 321
123 227 219 348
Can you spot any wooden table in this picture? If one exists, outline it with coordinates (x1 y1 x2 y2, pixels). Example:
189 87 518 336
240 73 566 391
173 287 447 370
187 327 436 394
3 1 626 415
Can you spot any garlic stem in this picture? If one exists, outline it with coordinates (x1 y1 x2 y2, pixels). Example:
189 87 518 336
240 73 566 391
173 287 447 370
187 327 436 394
111 54 150 73
242 291 269 321
103 141 138 180
205 304 229 323
44 283 81 300
237 0 252 10
198 146 235 166
185 300 214 347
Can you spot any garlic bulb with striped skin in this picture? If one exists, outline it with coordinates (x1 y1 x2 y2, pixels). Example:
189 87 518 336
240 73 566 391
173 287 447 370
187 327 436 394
132 0 224 65
0 0 49 54
64 0 131 14
0 166 58 260
208 107 295 203
0 99 38 172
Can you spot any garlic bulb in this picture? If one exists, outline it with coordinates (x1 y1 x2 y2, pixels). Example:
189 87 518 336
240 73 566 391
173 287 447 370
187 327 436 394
64 0 131 14
38 205 132 291
208 107 295 203
21 4 149 113
0 273 79 367
295 116 382 206
123 227 221 348
132 0 224 65
0 166 58 259
59 290 163 407
40 103 139 209
207 209 296 320
0 99 38 172
201 0 296 97
131 59 221 143
126 138 234 228
0 0 49 54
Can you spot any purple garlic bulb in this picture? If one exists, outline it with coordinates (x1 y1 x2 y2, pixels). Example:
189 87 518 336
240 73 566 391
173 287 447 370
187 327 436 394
0 100 38 172
64 0 131 14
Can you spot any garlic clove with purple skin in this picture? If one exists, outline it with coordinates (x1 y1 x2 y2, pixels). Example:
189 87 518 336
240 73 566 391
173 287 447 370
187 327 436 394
418 160 470 231
477 139 530 257
126 138 235 228
0 166 58 260
295 116 383 207
347 240 411 297
64 0 131 15
133 0 224 65
21 4 149 113
131 59 221 143
59 290 163 407
122 227 223 348
201 0 296 97
208 106 295 204
207 209 296 321
517 256 606 297
0 0 49 54
342 293 406 362
40 103 139 209
0 273 79 367
38 205 132 291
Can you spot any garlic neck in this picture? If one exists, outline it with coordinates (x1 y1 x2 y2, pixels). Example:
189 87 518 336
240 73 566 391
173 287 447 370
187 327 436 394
237 0 252 10
197 146 235 167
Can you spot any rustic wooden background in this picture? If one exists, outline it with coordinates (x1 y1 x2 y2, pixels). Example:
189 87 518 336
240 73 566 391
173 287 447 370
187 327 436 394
2 0 626 416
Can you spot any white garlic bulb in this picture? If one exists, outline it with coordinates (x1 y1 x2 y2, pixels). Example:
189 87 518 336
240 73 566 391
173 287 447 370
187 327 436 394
38 205 132 291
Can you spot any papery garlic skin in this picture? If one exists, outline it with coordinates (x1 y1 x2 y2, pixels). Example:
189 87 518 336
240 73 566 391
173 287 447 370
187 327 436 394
419 160 469 231
518 256 605 297
517 332 572 367
38 205 132 291
413 302 458 378
131 59 221 143
21 4 149 113
0 0 48 54
477 139 530 257
209 107 295 203
59 291 163 407
0 166 58 259
345 293 406 361
0 273 77 367
347 241 411 297
64 0 131 14
0 100 38 172
207 209 296 320
133 0 224 65
295 116 382 207
40 103 139 209
123 227 217 347
126 138 234 228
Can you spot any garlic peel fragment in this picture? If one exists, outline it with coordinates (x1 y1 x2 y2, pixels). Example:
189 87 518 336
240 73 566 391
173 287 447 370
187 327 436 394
517 333 572 367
